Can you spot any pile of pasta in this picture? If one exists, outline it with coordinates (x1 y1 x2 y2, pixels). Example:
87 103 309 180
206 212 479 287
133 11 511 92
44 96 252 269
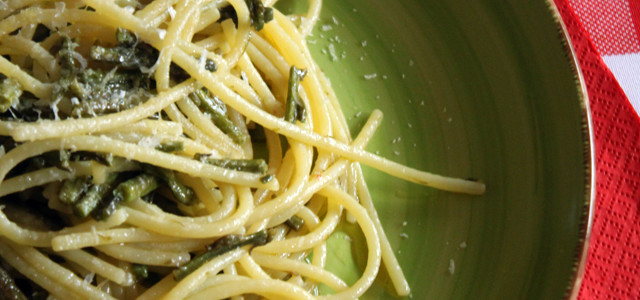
0 0 484 299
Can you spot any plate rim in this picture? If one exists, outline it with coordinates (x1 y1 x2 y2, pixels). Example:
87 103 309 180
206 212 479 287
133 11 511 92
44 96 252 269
546 1 596 299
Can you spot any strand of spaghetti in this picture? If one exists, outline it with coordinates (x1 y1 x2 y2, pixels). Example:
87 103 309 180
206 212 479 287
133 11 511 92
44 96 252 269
163 103 230 158
96 244 190 267
188 176 224 213
251 251 348 291
269 11 334 135
0 208 127 247
0 240 84 299
98 119 184 136
354 163 410 295
0 161 93 197
0 136 278 189
10 79 198 141
2 35 59 79
246 42 287 100
130 238 214 252
222 0 251 68
194 33 226 50
122 185 253 238
295 206 329 267
249 109 381 223
194 4 222 32
101 132 212 157
4 240 118 299
223 72 263 108
237 52 283 115
156 0 203 90
0 53 51 98
135 0 179 20
52 227 182 251
57 249 134 286
138 274 177 300
174 47 485 193
298 0 322 37
318 186 381 300
251 138 313 223
162 248 245 300
175 94 244 155
254 198 341 254
251 32 290 76
187 276 314 300
238 253 271 279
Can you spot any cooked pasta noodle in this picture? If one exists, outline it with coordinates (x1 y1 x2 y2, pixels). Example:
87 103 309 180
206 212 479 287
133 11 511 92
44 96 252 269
0 0 485 299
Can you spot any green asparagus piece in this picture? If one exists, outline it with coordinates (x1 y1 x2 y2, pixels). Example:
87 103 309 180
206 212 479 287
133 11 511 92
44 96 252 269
245 0 273 31
285 215 304 231
155 141 184 153
59 176 93 204
284 66 307 123
189 89 247 144
131 264 149 279
113 174 159 203
0 265 27 300
173 230 268 281
142 165 194 205
73 173 119 218
0 78 22 113
89 28 157 69
93 173 159 220
260 174 274 183
195 155 267 174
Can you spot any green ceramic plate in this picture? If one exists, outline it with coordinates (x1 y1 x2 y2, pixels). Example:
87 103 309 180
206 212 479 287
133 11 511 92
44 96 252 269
280 0 593 299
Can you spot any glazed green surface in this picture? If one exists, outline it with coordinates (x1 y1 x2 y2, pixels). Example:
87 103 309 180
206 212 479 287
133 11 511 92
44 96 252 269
280 0 589 299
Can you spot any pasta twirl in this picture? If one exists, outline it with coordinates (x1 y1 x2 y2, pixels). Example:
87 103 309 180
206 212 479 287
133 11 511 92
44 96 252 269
0 0 485 299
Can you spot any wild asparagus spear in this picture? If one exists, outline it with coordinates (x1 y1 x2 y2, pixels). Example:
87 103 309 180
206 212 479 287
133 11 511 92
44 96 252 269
59 176 93 204
142 165 194 205
73 173 120 218
172 230 268 281
189 89 247 144
195 154 268 174
284 66 307 123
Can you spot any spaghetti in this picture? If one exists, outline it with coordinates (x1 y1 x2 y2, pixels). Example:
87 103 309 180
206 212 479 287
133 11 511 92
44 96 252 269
0 0 484 299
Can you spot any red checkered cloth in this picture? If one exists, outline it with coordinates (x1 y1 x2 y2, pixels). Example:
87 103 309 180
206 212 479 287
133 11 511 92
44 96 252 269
553 0 640 299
